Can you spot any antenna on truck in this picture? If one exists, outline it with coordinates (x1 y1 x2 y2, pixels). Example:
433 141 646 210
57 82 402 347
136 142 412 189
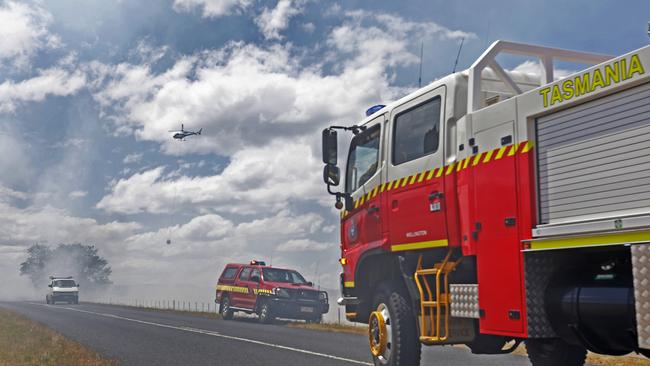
452 37 465 73
418 40 424 87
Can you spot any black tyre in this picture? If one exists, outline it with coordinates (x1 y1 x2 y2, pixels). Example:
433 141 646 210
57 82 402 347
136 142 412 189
258 302 274 324
220 297 234 320
526 338 587 366
307 315 322 324
369 282 421 366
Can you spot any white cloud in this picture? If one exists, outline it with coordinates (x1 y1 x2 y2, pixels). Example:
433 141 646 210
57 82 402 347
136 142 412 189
96 140 324 215
92 42 399 156
172 0 252 18
68 190 88 199
277 239 329 252
0 68 86 113
0 201 141 247
301 22 315 33
0 1 60 68
123 153 143 164
255 0 305 40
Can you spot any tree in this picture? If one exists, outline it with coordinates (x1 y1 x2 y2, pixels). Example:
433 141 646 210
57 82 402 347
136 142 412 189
20 243 112 288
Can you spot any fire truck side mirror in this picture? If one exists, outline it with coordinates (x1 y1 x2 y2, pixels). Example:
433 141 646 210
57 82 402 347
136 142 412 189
323 164 340 186
322 129 338 165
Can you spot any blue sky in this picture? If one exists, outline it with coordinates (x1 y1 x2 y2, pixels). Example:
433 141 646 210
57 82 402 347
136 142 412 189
0 0 648 301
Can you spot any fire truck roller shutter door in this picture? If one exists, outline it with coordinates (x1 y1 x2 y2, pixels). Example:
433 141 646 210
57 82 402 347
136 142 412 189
536 81 650 226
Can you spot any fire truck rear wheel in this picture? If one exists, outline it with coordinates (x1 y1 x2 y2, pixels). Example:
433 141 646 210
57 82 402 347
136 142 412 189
526 338 587 366
258 302 274 324
369 282 421 366
221 297 234 320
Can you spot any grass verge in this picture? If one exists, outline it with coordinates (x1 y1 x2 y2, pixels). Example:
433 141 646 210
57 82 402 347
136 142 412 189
0 307 118 366
511 343 648 366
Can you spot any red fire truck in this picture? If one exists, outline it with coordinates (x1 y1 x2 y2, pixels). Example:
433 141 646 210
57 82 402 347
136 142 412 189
322 40 650 365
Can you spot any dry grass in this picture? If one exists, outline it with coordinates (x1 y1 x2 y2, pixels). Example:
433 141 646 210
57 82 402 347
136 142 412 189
0 308 118 366
511 343 649 366
287 322 367 335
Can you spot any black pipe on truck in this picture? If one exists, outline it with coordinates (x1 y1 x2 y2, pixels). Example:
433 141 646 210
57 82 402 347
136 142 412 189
545 258 638 355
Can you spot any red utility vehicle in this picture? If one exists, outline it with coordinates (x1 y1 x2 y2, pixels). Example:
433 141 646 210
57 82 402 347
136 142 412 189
322 41 650 365
215 260 329 323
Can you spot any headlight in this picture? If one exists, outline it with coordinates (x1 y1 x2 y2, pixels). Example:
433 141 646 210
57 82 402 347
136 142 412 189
273 287 291 298
319 291 328 301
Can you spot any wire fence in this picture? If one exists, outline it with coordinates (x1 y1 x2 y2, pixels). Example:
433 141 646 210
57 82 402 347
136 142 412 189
90 298 349 324
93 298 221 314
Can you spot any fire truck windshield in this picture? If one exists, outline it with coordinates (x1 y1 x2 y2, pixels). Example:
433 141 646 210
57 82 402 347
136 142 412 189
263 268 308 284
346 125 380 193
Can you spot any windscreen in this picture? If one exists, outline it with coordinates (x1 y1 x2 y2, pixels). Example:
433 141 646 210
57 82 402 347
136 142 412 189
346 125 381 193
263 268 308 284
53 280 76 287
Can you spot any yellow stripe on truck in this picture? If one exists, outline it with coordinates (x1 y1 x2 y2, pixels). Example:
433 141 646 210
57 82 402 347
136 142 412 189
391 239 449 252
525 230 650 251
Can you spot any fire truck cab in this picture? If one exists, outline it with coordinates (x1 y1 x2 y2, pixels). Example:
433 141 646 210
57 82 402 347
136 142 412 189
215 260 329 323
322 40 650 365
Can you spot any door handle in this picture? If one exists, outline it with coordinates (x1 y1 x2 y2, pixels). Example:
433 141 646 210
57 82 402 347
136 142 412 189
429 191 443 200
367 206 379 214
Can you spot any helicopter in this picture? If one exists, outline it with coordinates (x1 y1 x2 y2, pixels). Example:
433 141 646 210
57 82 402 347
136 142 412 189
169 123 202 140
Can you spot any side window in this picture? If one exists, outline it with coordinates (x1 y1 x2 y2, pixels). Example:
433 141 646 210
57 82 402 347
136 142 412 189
238 267 252 281
393 97 441 165
250 269 261 282
346 125 381 193
221 267 238 280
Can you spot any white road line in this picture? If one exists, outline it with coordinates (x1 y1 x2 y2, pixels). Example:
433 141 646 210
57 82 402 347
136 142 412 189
28 303 372 366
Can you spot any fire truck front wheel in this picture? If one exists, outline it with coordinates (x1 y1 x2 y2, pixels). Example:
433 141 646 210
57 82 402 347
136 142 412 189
369 282 421 366
526 338 587 366
220 296 234 320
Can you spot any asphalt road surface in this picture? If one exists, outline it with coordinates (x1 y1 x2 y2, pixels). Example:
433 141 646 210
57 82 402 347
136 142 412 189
0 301 535 366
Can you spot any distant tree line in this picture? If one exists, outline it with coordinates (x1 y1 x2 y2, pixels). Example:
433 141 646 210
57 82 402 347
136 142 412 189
19 243 112 288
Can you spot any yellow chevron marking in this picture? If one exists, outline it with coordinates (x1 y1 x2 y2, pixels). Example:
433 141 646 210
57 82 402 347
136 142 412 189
216 285 249 294
409 175 417 185
508 143 520 156
353 200 359 209
522 141 533 153
417 171 426 183
426 168 435 180
495 146 508 160
401 177 409 188
463 157 471 169
359 195 365 206
371 186 379 198
483 150 494 163
436 167 444 177
446 162 456 175
386 180 394 191
365 191 372 201
472 153 483 166
380 182 386 192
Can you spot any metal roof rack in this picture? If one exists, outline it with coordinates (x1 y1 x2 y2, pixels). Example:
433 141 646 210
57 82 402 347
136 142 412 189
467 40 612 114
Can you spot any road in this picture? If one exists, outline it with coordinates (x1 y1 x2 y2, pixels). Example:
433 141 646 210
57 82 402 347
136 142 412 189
0 301 533 366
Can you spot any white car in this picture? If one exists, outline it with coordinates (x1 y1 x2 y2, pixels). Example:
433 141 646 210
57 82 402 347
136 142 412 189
46 276 79 304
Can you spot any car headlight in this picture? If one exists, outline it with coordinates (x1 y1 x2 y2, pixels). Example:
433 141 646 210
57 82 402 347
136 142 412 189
273 288 291 299
319 291 328 302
